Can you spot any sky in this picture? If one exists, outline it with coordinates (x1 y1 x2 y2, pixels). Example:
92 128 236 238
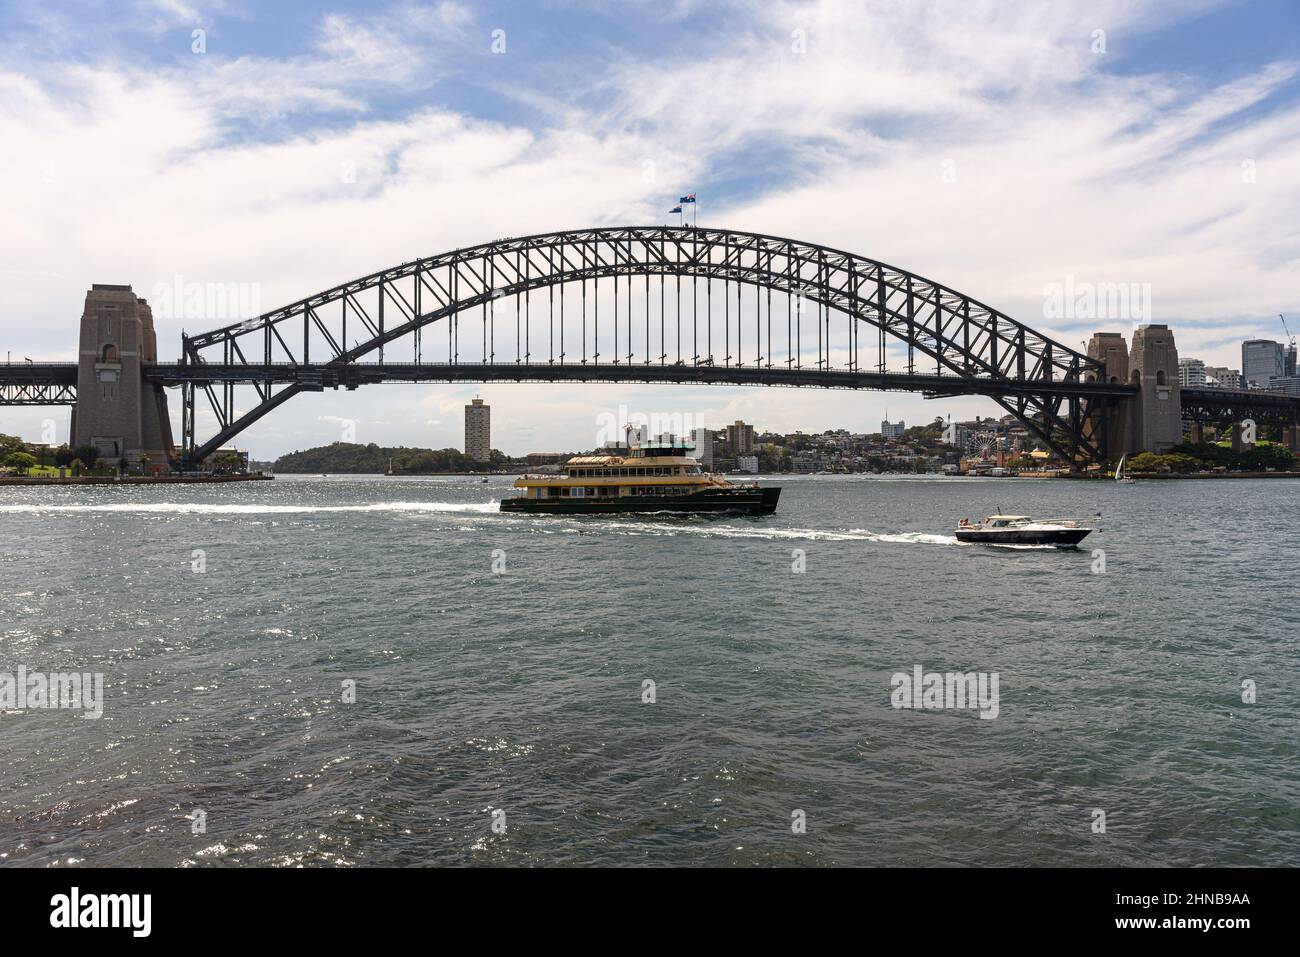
1 0 1298 457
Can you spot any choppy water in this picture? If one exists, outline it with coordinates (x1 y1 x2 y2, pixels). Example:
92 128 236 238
1 474 1297 867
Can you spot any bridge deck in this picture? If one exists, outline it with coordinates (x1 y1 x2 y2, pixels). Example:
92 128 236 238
143 361 1140 398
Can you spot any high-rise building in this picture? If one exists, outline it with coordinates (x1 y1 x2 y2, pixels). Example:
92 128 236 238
725 420 755 456
1287 342 1298 377
1242 339 1285 389
1177 357 1206 387
464 397 490 462
1203 366 1240 389
881 419 906 438
691 426 715 467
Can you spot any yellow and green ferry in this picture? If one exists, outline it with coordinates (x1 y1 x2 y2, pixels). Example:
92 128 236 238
500 441 780 515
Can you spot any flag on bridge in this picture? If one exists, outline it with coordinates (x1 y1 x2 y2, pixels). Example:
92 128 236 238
670 205 682 214
678 194 696 203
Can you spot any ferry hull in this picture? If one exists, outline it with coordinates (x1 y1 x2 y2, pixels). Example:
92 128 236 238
955 527 1092 547
501 486 780 515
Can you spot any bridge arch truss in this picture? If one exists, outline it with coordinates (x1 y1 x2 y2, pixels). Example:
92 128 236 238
171 225 1124 466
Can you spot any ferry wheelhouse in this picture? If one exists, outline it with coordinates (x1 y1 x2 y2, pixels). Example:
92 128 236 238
500 440 779 515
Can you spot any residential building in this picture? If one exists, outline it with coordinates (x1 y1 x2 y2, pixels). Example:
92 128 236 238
1177 357 1206 387
881 419 906 438
1203 366 1240 389
691 426 715 468
725 420 755 456
464 397 490 462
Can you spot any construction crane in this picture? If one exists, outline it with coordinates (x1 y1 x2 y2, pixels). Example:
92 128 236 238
1282 314 1296 347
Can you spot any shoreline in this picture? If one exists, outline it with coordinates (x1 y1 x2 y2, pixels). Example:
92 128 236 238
0 473 274 487
1059 470 1300 480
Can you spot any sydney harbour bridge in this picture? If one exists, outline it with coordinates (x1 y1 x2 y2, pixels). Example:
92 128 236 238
2 225 1297 469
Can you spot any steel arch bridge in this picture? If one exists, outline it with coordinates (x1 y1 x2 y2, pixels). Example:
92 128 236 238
157 225 1134 467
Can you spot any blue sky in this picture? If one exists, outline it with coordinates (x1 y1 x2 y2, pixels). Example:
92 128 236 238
1 0 1298 456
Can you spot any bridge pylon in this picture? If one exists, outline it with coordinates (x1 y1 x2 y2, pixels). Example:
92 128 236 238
70 284 175 470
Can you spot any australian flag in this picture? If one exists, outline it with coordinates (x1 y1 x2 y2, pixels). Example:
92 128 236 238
679 193 696 203
670 205 683 214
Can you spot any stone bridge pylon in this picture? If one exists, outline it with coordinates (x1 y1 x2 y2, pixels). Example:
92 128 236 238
70 284 175 469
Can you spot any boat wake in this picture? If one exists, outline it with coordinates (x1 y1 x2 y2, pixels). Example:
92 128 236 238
3 502 1061 549
522 517 961 545
0 501 501 515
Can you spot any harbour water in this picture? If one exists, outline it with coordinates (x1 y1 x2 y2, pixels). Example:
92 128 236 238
1 475 1297 866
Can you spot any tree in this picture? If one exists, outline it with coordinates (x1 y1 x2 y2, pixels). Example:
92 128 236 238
72 444 100 470
70 457 84 476
138 453 152 475
4 451 37 473
1127 452 1164 473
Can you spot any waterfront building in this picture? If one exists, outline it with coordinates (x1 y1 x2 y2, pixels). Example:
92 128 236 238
464 397 490 462
736 455 759 473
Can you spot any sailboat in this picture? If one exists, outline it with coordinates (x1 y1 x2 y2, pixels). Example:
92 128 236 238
1115 453 1136 484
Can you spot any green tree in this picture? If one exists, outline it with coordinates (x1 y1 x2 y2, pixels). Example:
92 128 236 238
72 444 100 470
4 451 37 473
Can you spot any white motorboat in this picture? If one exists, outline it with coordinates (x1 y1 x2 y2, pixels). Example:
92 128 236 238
955 514 1093 547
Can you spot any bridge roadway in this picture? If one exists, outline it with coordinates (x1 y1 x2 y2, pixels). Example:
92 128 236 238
2 360 1296 424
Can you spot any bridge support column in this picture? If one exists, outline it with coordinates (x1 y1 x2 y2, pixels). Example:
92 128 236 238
71 284 175 470
1283 425 1300 452
1086 332 1130 461
1126 324 1182 453
1231 421 1254 453
1189 422 1204 444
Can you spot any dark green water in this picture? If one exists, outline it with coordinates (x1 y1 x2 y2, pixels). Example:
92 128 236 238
1 474 1296 866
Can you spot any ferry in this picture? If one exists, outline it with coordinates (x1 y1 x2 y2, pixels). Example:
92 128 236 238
955 514 1093 547
500 440 780 515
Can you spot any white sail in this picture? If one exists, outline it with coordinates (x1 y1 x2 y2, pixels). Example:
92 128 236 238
1115 453 1127 482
